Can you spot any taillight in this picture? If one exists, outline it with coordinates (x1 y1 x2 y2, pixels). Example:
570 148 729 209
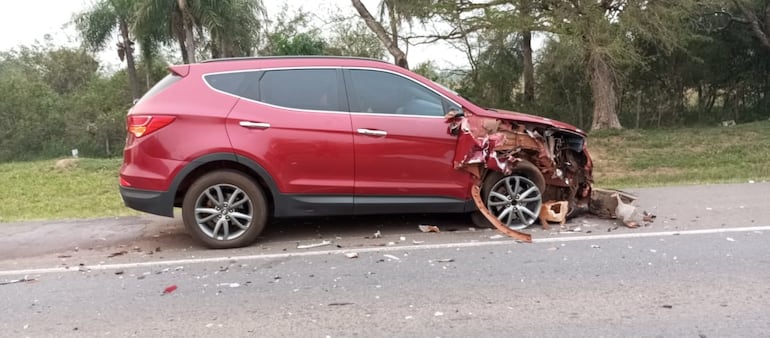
127 115 176 138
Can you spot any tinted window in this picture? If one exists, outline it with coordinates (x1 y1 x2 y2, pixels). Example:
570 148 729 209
204 72 251 97
136 74 181 104
348 69 444 116
260 69 340 111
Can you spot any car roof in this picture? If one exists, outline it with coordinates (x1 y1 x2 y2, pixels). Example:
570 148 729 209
200 56 390 64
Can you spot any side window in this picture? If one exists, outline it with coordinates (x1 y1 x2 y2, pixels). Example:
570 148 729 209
259 69 341 111
348 69 444 116
204 72 251 97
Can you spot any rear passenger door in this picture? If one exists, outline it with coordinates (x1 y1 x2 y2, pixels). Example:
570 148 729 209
210 68 355 200
345 68 472 203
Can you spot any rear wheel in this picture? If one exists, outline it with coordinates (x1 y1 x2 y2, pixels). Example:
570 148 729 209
182 170 267 249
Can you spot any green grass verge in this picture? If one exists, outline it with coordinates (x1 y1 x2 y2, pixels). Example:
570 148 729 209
0 158 136 222
1 121 769 222
589 120 770 188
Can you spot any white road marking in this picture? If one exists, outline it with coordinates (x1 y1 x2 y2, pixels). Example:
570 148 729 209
1 225 767 277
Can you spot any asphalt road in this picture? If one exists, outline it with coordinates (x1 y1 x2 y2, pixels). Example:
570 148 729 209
1 182 769 337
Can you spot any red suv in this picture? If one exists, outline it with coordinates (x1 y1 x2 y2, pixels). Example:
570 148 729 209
120 56 593 248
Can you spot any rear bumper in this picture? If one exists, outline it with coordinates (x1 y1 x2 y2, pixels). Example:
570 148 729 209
120 186 175 217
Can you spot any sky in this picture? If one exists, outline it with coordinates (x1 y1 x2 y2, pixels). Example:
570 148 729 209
0 0 468 70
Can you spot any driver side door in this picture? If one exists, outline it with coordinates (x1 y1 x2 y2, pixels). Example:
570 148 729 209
345 68 473 209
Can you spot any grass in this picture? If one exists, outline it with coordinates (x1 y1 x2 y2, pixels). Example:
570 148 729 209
1 121 769 222
0 158 136 222
589 120 770 188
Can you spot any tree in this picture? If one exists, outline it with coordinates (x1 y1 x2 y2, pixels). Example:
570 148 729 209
731 0 770 50
324 14 387 59
351 0 434 69
544 0 711 130
75 0 141 100
135 0 265 63
198 0 266 58
272 33 326 55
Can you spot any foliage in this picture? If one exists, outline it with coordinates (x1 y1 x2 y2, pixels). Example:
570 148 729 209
271 33 327 56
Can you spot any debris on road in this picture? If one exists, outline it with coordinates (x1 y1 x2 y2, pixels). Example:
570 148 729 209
539 200 568 230
162 285 177 295
418 225 440 233
328 302 354 306
344 252 359 259
726 237 735 242
373 230 382 238
412 240 425 245
107 250 128 258
383 254 401 261
489 234 504 240
434 311 444 317
0 276 37 286
296 240 332 249
590 244 601 249
436 258 455 263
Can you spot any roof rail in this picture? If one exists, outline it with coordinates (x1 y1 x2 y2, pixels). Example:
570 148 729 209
200 55 390 64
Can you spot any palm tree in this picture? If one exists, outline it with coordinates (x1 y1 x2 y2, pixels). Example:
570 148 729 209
75 0 141 100
135 0 265 63
197 0 266 58
134 0 190 63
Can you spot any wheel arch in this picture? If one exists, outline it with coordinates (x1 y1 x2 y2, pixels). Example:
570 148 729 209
171 153 279 217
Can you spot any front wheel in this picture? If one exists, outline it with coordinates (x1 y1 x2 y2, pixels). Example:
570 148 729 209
182 170 268 249
472 171 544 230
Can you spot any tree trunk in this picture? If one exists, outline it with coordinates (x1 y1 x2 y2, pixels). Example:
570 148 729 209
733 0 770 50
588 51 622 130
351 0 408 69
119 19 140 101
521 31 534 104
178 0 196 63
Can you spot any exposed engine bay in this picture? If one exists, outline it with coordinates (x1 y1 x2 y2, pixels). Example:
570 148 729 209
446 110 594 241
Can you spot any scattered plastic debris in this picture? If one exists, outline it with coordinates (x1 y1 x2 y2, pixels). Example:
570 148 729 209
590 244 601 249
107 250 128 258
297 240 332 249
383 254 401 261
436 258 455 263
726 237 735 242
0 276 37 286
539 200 568 229
418 225 440 233
399 236 406 241
412 240 425 245
434 311 444 317
162 285 177 295
373 230 382 238
489 234 504 240
344 252 359 259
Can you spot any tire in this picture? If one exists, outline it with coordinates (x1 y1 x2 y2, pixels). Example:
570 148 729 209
472 161 545 230
182 170 268 249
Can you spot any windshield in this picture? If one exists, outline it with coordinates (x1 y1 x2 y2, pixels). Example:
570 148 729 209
430 79 488 110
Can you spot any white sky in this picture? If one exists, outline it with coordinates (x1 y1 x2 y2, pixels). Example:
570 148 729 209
0 0 468 70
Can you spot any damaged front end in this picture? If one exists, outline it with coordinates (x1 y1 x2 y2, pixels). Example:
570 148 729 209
446 109 593 240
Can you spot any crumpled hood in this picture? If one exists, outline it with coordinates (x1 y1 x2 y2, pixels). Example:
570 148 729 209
472 108 586 136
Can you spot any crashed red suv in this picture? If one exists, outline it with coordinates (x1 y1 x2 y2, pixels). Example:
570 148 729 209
120 56 593 248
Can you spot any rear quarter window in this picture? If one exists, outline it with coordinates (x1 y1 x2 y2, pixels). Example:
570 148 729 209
136 74 181 104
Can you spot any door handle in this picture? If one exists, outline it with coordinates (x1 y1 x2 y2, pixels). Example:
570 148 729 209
356 128 387 137
239 121 271 129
